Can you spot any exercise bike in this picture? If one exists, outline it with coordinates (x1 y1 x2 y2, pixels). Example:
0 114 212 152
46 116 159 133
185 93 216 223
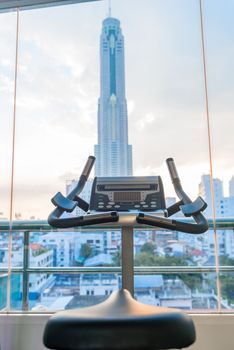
43 156 208 350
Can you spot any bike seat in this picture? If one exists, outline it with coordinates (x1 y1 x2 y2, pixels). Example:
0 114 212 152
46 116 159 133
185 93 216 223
43 289 195 350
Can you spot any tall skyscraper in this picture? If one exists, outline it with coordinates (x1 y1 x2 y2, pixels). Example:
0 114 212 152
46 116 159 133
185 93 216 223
199 175 224 216
94 16 133 176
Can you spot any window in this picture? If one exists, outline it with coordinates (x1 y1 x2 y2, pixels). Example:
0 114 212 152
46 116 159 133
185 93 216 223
1 0 234 313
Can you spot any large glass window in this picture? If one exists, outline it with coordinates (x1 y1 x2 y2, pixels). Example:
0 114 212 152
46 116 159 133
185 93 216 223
0 0 234 312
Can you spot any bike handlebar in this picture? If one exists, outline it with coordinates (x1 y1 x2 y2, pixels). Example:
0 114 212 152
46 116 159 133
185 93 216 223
48 156 208 234
48 156 119 228
137 158 208 234
48 157 94 227
48 210 119 228
166 158 191 204
137 212 208 234
80 156 96 180
166 158 208 233
166 158 180 184
67 156 95 201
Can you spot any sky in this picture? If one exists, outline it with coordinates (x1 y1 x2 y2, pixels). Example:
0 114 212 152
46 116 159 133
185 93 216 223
0 0 234 219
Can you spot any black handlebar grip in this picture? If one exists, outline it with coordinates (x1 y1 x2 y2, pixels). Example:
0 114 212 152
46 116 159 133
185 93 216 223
81 156 95 179
166 158 180 184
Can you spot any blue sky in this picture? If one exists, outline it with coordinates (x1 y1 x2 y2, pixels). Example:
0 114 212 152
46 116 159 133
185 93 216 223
0 0 234 218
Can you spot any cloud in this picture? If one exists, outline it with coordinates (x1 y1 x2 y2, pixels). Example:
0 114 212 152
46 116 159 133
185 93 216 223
136 112 156 131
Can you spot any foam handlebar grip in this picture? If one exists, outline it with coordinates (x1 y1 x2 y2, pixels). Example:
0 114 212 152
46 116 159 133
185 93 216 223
166 158 180 183
81 156 95 179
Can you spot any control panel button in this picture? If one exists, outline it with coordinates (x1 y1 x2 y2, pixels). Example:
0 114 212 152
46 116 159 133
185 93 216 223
143 205 148 208
108 202 115 205
134 205 140 208
140 201 146 205
114 205 120 208
106 205 112 208
99 202 104 205
151 201 156 204
98 205 104 209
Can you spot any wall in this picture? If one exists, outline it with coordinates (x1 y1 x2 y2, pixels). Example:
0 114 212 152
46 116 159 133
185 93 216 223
0 314 234 350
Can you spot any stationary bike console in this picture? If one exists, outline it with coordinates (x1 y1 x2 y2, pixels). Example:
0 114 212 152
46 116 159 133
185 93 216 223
89 176 166 212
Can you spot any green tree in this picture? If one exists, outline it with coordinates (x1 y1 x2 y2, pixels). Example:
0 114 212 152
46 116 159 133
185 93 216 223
112 251 121 266
217 256 234 304
220 274 234 304
80 243 93 259
134 252 157 266
219 255 234 266
134 252 199 290
178 273 203 291
134 253 192 267
140 242 156 255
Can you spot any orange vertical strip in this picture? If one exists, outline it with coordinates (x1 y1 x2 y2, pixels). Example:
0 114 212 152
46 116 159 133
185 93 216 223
6 8 20 312
199 0 221 311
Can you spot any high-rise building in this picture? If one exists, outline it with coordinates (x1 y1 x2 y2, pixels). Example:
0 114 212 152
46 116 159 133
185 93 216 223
94 16 132 176
198 174 234 258
199 175 234 218
199 175 224 217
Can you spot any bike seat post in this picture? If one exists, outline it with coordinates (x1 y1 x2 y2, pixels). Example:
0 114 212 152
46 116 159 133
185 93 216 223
121 225 134 295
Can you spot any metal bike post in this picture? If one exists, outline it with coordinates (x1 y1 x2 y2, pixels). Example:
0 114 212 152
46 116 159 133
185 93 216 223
121 226 134 296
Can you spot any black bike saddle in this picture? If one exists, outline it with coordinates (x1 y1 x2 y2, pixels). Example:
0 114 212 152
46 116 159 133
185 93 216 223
43 289 195 350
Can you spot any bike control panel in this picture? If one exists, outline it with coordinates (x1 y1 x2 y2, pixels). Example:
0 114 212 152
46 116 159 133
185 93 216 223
89 176 166 212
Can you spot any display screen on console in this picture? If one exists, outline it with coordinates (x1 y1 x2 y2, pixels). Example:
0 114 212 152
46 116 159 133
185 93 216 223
98 184 157 191
104 184 151 190
114 192 141 202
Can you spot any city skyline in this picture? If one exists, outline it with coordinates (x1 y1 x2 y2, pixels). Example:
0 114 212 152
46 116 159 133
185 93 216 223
1 0 234 328
1 214 234 311
0 0 234 218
